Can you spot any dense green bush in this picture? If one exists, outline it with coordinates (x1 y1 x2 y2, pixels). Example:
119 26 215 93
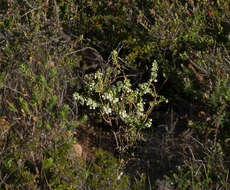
0 0 83 189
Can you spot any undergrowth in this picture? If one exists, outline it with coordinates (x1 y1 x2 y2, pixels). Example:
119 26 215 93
0 0 230 189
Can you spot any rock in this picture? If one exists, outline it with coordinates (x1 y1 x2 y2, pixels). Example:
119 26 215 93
73 143 83 158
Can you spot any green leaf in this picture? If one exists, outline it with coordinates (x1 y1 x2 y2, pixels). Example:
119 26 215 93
59 105 69 120
0 71 6 89
8 102 18 113
19 97 30 115
43 157 53 169
45 122 51 130
47 95 58 111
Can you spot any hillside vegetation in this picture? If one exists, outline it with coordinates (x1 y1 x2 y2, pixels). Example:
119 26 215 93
0 0 230 189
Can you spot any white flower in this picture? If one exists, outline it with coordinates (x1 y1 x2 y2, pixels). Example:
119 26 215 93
103 105 112 115
90 101 97 109
102 91 114 102
119 110 128 119
73 93 79 100
117 171 124 181
113 98 119 104
145 119 152 128
73 93 85 104
137 102 144 112
86 98 98 109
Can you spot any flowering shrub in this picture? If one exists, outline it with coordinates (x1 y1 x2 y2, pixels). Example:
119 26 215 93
74 51 166 130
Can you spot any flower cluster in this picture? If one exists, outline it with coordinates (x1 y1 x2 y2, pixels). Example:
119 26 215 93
119 110 129 120
86 98 98 110
102 91 119 104
123 79 132 94
73 58 166 129
103 104 112 115
73 92 85 104
145 118 152 128
150 60 158 82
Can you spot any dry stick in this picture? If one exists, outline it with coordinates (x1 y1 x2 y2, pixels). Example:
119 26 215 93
189 135 204 148
22 0 33 8
65 47 102 58
0 172 9 188
44 172 52 190
99 109 112 127
226 170 229 185
158 77 168 93
3 85 24 96
53 0 60 28
20 6 43 18
169 106 178 134
113 131 121 152
188 63 204 84
187 145 197 162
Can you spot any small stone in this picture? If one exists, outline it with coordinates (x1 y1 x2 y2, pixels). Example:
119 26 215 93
73 143 83 158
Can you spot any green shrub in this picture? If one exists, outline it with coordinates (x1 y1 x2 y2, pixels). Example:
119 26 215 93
86 148 130 190
0 1 84 188
162 142 229 190
1 0 230 189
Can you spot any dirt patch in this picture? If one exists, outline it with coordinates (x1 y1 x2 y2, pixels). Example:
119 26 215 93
73 122 118 161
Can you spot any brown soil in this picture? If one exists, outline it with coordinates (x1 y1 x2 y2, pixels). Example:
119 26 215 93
73 122 117 161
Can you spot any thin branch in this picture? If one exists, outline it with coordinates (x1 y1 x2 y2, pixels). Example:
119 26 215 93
22 0 33 8
3 85 24 96
20 6 43 18
65 47 102 57
53 0 60 28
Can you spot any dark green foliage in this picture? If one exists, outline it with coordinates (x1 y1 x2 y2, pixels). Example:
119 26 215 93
86 149 130 190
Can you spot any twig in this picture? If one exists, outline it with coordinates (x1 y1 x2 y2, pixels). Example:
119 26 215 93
53 0 60 28
169 106 178 134
65 47 101 57
22 0 33 8
189 135 204 148
20 6 43 18
112 131 121 152
158 77 168 93
100 110 112 127
3 85 24 96
43 171 52 190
